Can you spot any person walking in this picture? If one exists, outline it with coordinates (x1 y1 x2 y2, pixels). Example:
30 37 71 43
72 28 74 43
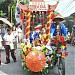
3 28 16 64
12 26 18 50
0 25 3 65
0 35 2 65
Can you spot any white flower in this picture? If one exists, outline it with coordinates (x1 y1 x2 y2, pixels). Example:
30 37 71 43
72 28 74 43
35 46 41 50
45 63 48 68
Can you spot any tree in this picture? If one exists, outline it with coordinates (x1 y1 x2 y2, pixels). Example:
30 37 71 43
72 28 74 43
70 13 75 24
0 0 17 24
64 13 75 33
0 0 31 24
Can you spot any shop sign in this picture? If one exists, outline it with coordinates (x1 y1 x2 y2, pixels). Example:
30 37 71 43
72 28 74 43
29 2 48 11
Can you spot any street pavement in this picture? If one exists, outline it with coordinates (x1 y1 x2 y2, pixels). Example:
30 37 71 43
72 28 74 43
0 44 75 75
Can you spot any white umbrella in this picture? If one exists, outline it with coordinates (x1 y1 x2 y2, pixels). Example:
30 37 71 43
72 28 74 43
0 17 12 27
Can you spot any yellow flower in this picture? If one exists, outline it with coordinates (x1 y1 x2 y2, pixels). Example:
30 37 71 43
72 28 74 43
20 43 25 49
22 54 26 59
61 45 65 49
61 53 66 58
27 43 31 48
51 55 53 58
23 46 27 52
32 48 36 51
41 45 45 50
46 49 48 53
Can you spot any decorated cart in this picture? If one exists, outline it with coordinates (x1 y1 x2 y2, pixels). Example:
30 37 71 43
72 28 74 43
17 0 68 75
20 35 68 75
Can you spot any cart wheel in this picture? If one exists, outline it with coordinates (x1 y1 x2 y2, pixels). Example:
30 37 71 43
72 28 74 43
58 58 65 75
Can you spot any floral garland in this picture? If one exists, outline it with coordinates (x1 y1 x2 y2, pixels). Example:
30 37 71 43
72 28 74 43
20 35 68 74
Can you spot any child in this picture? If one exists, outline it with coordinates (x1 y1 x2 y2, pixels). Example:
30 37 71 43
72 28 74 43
32 35 41 50
32 35 41 47
40 28 46 45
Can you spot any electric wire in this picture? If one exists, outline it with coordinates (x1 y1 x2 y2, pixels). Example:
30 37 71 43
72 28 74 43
62 0 74 14
61 0 73 13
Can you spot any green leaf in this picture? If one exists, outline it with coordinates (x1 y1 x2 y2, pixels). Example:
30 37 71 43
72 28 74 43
54 11 58 15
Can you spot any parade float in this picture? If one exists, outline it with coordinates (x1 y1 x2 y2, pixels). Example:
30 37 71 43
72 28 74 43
17 0 68 75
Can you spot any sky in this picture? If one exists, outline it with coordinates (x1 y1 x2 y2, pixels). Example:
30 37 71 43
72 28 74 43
44 0 75 17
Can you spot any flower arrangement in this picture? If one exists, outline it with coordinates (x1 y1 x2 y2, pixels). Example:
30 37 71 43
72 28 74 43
20 43 35 72
20 43 32 59
20 35 68 75
20 43 54 74
51 35 68 58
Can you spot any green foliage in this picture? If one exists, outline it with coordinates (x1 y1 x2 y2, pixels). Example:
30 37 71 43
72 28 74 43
23 62 30 72
64 20 74 33
0 0 16 24
0 10 6 17
40 67 49 75
19 0 31 4
11 3 16 24
70 12 75 17
0 0 5 3
64 13 75 33
0 0 11 17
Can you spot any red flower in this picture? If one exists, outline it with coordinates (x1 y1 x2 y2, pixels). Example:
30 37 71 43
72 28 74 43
29 48 32 51
48 60 51 64
25 50 29 55
57 49 62 53
60 36 64 43
65 52 68 56
63 41 67 46
28 50 31 53
56 35 64 43
52 39 58 44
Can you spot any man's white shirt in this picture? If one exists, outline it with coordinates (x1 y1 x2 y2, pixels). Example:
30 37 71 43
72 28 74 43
0 35 2 41
3 33 15 45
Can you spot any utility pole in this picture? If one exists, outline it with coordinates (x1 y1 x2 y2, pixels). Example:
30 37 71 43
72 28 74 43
8 5 10 21
10 7 12 24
